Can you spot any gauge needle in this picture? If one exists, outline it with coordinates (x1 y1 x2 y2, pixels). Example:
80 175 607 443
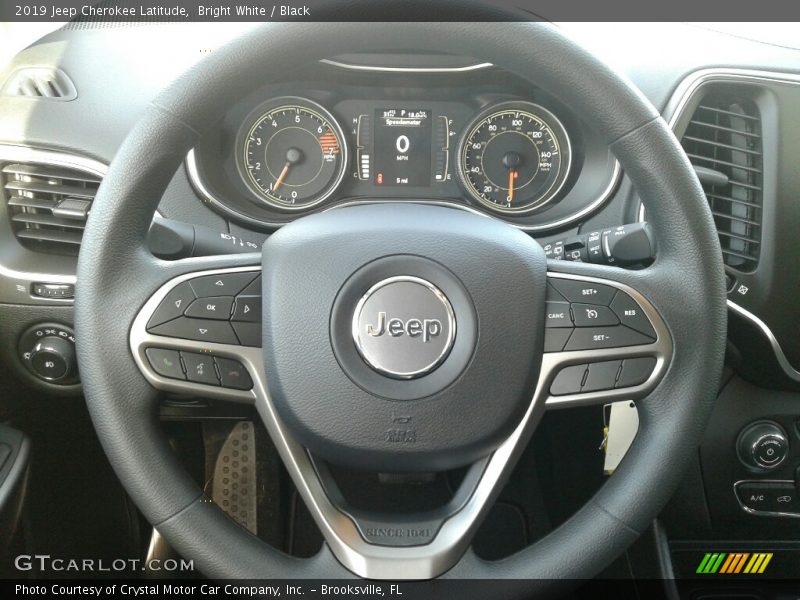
273 163 290 192
508 169 516 202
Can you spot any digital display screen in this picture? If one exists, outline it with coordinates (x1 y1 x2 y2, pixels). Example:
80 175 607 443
373 109 432 186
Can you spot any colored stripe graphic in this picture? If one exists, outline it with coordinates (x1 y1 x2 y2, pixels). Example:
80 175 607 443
696 553 713 574
732 553 750 573
718 553 736 574
698 552 773 574
698 553 727 574
719 553 736 574
744 554 760 574
757 553 773 574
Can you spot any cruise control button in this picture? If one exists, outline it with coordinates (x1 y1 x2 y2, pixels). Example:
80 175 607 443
232 296 261 323
571 303 619 327
190 272 258 298
545 301 572 328
146 281 195 329
232 322 262 347
736 481 799 513
215 357 253 390
145 348 185 380
549 279 616 305
544 328 572 352
563 326 655 351
181 352 220 386
610 292 656 338
550 364 588 395
149 317 238 345
583 360 622 392
184 296 234 320
616 357 656 388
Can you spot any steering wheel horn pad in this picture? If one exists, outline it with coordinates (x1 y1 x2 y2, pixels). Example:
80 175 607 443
262 203 546 472
76 20 726 591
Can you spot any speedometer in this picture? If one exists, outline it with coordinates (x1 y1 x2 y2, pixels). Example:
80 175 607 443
237 97 348 211
457 101 571 215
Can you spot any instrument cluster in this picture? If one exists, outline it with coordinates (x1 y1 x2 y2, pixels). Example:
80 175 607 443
187 63 620 232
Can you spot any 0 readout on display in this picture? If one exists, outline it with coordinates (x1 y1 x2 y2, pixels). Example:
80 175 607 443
374 109 432 186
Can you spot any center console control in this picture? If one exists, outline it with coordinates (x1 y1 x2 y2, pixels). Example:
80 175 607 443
737 421 790 471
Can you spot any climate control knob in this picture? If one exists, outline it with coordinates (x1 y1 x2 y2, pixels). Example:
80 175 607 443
737 421 789 471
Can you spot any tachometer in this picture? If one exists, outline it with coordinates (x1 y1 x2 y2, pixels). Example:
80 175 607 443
237 97 348 211
457 101 571 215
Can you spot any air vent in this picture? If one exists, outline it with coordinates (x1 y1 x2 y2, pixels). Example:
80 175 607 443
681 92 763 271
1 67 77 101
2 162 100 254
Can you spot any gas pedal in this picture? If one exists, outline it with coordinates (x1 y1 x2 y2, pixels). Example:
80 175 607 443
212 421 257 534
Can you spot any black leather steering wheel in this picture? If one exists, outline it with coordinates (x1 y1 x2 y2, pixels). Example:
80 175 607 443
75 20 726 595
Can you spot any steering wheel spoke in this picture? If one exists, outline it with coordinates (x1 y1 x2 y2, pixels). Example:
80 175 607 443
131 261 263 403
542 263 672 409
128 254 541 580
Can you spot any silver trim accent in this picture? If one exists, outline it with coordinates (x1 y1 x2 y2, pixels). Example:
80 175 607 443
319 59 494 73
733 479 800 518
187 147 621 233
727 300 800 382
665 68 800 131
543 273 671 409
351 275 456 379
638 68 800 382
131 267 671 579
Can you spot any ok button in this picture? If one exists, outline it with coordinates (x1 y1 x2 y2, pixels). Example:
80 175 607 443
185 296 234 320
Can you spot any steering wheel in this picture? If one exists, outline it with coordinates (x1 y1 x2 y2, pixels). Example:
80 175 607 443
75 20 726 593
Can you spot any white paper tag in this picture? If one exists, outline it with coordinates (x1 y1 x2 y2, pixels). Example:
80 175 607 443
603 401 639 475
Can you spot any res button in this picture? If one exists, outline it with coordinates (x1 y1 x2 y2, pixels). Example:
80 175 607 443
610 291 656 338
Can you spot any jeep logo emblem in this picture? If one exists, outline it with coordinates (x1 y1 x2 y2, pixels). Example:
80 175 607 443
366 313 442 342
352 276 455 379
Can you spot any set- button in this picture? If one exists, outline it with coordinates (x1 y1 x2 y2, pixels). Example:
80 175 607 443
146 272 262 347
145 347 253 390
544 280 657 352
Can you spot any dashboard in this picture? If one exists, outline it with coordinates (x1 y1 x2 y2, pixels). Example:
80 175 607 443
188 60 618 231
